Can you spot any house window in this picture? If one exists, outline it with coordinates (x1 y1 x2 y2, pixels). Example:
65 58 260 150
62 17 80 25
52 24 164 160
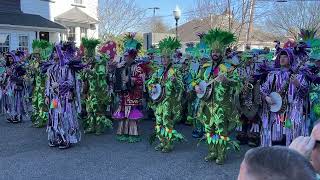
67 27 76 41
0 34 10 53
19 35 29 52
74 0 83 4
80 27 87 38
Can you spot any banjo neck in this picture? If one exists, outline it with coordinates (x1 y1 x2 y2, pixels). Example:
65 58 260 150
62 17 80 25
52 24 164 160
279 59 306 95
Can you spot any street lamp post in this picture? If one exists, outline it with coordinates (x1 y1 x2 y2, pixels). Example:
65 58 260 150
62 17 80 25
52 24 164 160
173 6 181 38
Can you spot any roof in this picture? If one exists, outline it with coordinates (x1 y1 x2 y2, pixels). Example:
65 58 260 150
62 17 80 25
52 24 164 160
55 7 98 24
0 12 65 30
175 15 278 44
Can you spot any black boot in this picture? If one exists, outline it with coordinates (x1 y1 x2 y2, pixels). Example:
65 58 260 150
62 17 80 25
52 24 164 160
12 116 21 124
236 132 248 145
6 118 13 123
59 142 71 149
48 141 58 147
192 129 204 138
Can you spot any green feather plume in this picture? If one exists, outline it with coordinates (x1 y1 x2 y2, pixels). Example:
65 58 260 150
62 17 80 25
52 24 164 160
158 36 181 56
32 40 52 50
299 28 317 41
81 38 100 57
204 28 236 53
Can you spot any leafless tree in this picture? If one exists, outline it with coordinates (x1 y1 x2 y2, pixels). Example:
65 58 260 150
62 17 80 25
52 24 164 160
186 0 272 45
148 17 169 33
98 0 147 39
266 1 320 39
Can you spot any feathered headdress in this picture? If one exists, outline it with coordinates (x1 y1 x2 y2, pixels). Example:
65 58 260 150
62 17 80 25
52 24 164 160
81 37 100 57
309 39 320 61
99 40 117 60
32 40 53 59
123 32 142 54
299 29 317 41
204 28 236 53
32 40 51 50
158 36 181 57
195 32 210 59
185 42 195 56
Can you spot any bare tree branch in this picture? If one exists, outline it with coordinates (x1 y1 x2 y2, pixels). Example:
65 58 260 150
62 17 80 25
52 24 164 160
265 1 320 39
98 0 147 39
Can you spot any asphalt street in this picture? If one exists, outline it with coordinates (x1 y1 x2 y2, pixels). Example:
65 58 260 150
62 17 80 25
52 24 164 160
0 117 249 180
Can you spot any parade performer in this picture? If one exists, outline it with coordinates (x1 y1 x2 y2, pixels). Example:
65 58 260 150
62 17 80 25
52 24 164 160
172 49 184 124
4 51 27 123
100 40 118 118
305 38 320 131
195 28 241 164
82 40 115 135
43 44 83 149
182 42 196 126
260 48 309 147
0 52 7 114
79 38 100 121
30 40 52 127
147 37 184 153
112 33 146 143
236 52 262 147
188 32 209 138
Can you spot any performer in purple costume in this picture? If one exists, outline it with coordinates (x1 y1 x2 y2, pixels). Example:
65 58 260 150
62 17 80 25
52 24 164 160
4 52 26 123
260 48 309 146
43 44 82 149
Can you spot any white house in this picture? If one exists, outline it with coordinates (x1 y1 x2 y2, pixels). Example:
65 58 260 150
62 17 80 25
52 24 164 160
0 0 99 53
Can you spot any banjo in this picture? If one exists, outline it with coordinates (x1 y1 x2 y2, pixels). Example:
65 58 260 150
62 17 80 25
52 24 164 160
149 83 165 103
196 78 215 100
269 59 306 113
148 63 172 103
196 60 245 100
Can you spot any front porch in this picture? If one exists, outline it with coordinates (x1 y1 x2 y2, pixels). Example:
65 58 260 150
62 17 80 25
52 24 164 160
55 7 98 46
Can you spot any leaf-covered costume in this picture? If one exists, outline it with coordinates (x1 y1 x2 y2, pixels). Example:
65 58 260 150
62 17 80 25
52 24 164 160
147 64 184 152
147 37 185 152
303 38 320 131
80 39 113 135
196 29 241 165
196 62 241 164
187 33 209 138
30 40 52 127
82 54 113 134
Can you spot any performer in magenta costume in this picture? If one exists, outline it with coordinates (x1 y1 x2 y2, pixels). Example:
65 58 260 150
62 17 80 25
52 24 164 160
112 33 146 143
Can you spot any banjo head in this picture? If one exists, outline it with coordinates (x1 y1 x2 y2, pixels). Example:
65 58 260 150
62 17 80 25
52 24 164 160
150 84 164 102
196 81 207 99
269 92 282 113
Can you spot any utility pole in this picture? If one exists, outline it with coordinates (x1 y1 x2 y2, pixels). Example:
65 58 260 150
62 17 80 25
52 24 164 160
227 0 231 31
246 0 256 45
210 13 213 29
148 7 160 17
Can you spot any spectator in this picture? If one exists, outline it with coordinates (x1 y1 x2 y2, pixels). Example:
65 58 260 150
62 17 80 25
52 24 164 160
311 121 320 173
289 121 320 175
238 146 317 180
